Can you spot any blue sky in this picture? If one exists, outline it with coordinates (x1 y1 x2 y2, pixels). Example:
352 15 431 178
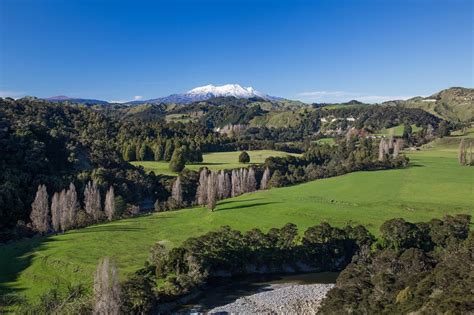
0 0 472 103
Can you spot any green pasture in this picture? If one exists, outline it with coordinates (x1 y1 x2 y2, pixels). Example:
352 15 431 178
1 134 473 305
131 150 299 176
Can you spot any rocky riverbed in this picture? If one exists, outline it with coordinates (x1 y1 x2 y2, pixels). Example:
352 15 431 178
209 283 334 314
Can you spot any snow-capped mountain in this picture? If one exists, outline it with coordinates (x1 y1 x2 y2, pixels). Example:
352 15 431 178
130 84 279 104
187 84 267 99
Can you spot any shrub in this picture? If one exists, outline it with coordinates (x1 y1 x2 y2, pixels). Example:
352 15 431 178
238 151 250 163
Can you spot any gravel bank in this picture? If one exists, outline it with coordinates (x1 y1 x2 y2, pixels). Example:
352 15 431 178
209 283 334 314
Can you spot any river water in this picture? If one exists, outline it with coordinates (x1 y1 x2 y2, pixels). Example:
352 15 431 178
176 272 339 314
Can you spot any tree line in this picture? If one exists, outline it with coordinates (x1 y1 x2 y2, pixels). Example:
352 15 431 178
29 182 117 234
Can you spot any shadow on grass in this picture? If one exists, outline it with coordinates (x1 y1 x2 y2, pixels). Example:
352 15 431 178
0 236 56 299
218 201 281 211
218 198 262 206
70 226 146 234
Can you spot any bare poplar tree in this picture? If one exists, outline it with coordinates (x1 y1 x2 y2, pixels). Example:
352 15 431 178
207 172 217 211
93 257 121 315
66 183 79 228
50 192 61 232
216 170 231 199
470 141 473 165
172 176 183 205
388 135 394 150
241 168 249 193
196 168 209 205
224 171 232 198
59 189 68 231
231 169 238 197
30 184 50 234
458 139 466 166
393 139 403 158
260 167 271 190
85 181 102 222
104 186 115 221
378 138 387 161
247 167 257 192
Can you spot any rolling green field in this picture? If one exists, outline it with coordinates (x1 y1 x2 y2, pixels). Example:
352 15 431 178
1 135 473 305
377 124 422 136
131 150 299 176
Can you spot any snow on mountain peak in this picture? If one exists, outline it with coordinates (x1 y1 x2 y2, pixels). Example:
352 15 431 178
187 84 267 99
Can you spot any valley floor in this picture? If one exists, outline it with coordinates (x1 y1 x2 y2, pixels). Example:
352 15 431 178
131 149 299 176
0 135 473 303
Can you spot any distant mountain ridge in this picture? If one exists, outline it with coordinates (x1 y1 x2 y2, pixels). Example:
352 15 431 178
44 95 109 105
39 86 473 122
129 84 281 104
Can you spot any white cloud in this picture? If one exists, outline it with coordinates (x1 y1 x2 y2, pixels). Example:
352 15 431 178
296 90 413 104
108 95 146 103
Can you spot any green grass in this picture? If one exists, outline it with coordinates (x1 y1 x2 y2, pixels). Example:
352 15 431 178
377 124 422 136
315 138 336 145
1 136 473 304
131 150 299 176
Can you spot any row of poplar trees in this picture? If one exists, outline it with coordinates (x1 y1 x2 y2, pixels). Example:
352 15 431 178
458 139 473 166
378 137 404 161
169 167 271 211
30 182 116 234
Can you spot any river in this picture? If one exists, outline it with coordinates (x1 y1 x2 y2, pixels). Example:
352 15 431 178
175 272 339 314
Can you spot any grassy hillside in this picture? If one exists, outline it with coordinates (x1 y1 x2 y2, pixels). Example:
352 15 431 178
131 150 299 176
1 135 473 304
385 87 474 122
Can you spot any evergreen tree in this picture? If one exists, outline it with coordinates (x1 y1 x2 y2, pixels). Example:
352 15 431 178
163 140 174 161
123 144 136 161
30 184 50 234
239 151 250 163
153 143 164 161
138 143 152 161
169 147 186 172
402 124 412 141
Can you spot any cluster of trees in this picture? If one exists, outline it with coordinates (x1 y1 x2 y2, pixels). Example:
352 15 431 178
194 166 263 210
458 138 473 166
165 166 266 212
263 138 408 188
122 139 203 164
29 182 116 235
0 98 166 241
120 222 374 313
320 214 473 314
